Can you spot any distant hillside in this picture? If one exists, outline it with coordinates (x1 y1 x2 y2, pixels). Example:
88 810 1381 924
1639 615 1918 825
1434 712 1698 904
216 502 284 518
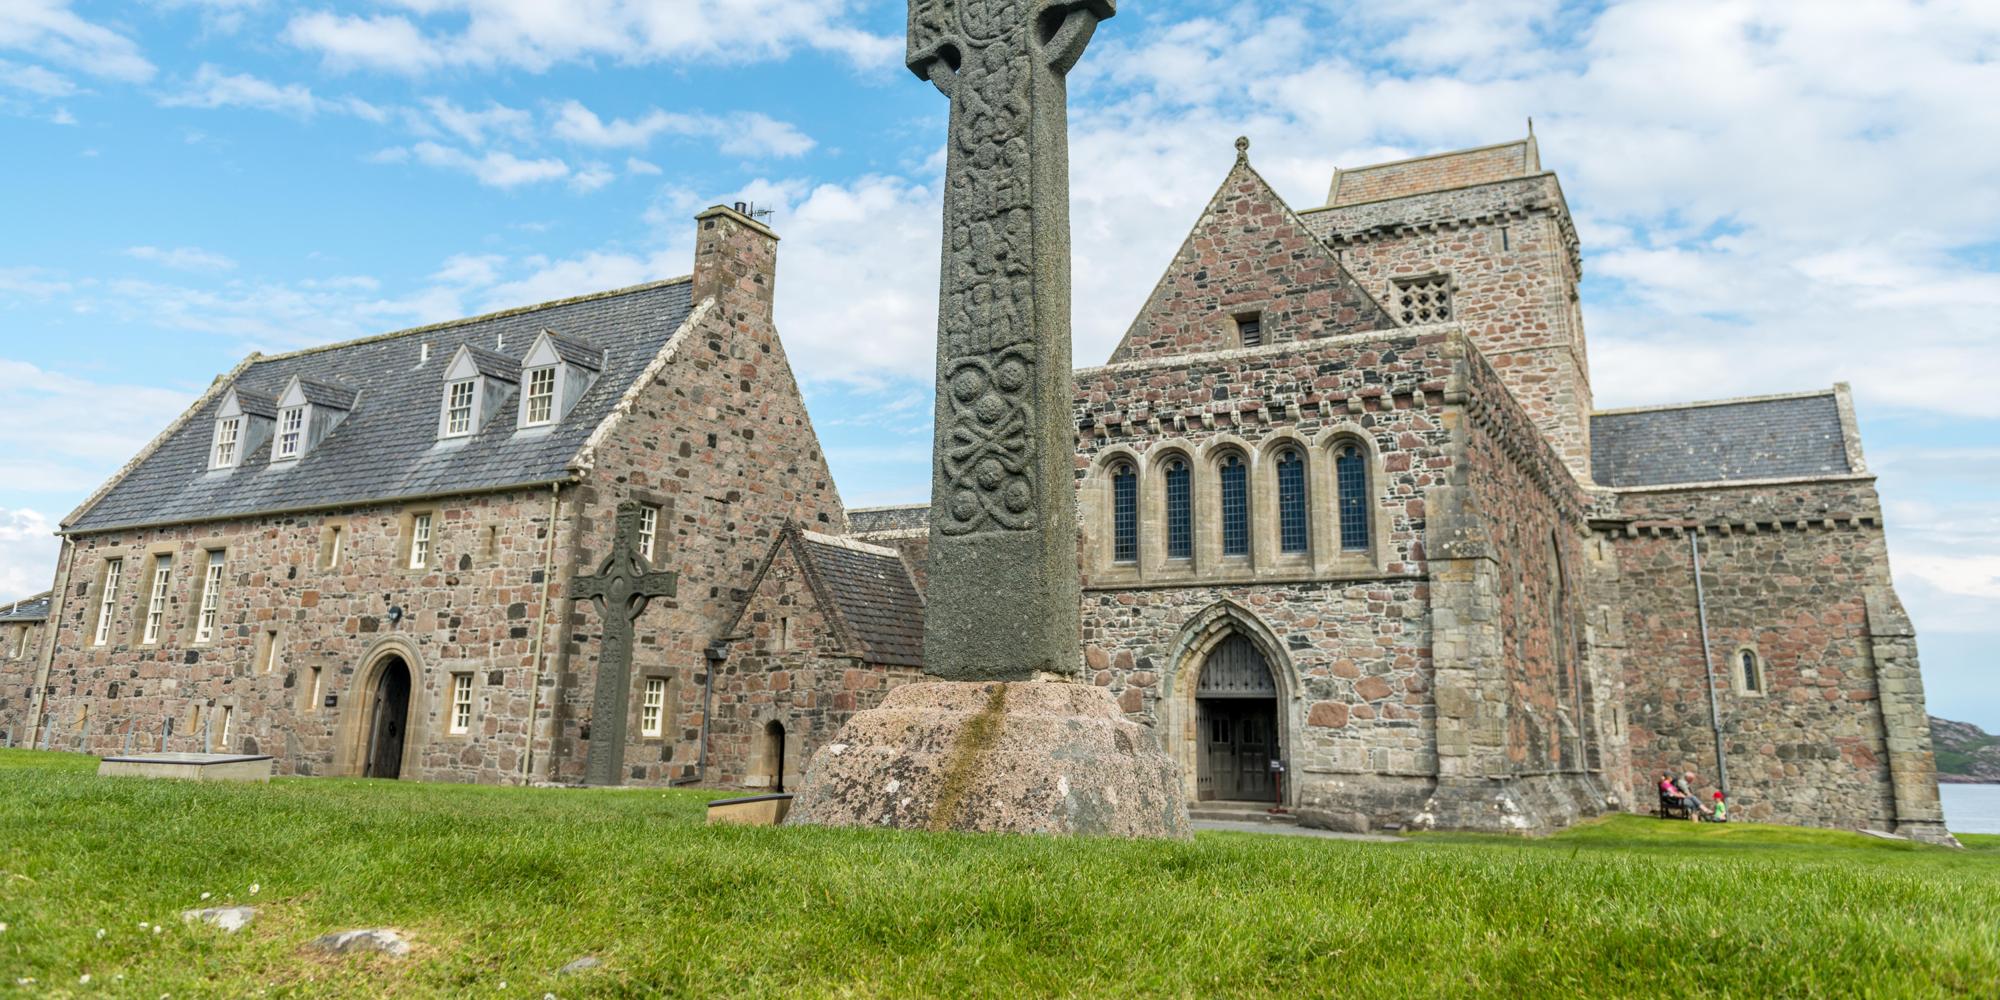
1930 716 2000 783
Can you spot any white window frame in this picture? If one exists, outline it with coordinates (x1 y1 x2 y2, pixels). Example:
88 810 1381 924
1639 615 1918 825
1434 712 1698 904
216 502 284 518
218 705 233 749
449 673 474 735
211 416 242 469
641 678 666 738
194 552 225 644
142 557 172 645
410 513 433 569
524 366 558 426
94 559 122 646
444 379 476 437
638 505 660 563
276 405 305 460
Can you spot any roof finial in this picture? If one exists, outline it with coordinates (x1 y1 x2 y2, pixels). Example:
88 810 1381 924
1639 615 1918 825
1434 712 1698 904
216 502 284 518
1527 116 1535 137
1234 136 1250 162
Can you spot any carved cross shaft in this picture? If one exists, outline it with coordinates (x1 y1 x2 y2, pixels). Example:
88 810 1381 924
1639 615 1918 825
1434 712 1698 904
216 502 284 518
908 0 1113 681
575 501 679 786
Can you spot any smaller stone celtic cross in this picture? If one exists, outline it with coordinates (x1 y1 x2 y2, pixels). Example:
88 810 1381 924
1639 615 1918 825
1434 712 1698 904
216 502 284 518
574 501 679 786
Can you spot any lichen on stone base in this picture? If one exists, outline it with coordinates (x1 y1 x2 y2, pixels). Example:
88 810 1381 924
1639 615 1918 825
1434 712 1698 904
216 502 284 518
787 680 1190 840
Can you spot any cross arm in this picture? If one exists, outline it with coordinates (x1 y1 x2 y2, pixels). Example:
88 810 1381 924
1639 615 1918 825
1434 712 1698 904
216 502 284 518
1039 0 1114 75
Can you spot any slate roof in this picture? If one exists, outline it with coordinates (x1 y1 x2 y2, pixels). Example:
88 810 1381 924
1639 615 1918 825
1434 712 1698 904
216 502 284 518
1591 391 1852 489
292 377 360 410
230 388 278 418
0 592 50 623
69 279 694 533
797 531 924 668
456 345 522 383
543 332 606 371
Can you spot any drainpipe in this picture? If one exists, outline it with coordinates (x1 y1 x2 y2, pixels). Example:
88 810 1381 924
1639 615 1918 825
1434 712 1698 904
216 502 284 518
521 482 562 784
1689 530 1729 794
695 642 728 785
26 538 77 751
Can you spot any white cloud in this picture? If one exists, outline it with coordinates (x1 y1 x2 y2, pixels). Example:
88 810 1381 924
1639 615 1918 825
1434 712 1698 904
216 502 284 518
419 95 532 146
569 162 616 193
625 157 661 176
0 0 154 82
0 358 196 498
551 101 815 159
283 12 441 75
0 57 76 96
402 141 569 188
158 64 384 120
282 0 895 76
123 245 237 272
0 507 58 600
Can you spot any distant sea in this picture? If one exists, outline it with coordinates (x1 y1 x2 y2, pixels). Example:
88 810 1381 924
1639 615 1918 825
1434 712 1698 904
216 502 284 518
1939 784 2000 835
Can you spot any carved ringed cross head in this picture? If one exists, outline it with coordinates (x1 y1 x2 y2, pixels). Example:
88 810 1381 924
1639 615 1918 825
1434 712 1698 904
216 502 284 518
907 0 1116 96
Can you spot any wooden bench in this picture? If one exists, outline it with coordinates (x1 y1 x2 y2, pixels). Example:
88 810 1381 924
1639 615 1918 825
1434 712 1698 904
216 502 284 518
1658 788 1693 820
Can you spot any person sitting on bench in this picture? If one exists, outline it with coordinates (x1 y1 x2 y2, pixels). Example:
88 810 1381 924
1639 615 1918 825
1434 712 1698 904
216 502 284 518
1658 773 1693 820
1674 772 1713 821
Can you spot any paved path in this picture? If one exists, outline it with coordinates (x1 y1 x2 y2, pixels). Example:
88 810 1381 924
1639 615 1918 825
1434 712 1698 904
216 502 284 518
1192 819 1408 843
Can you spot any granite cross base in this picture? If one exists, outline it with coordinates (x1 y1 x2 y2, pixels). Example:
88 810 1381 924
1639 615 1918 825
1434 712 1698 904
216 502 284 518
786 680 1190 839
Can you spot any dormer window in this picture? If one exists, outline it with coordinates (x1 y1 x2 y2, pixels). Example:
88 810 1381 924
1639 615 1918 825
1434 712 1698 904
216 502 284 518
445 380 477 437
208 386 278 471
438 345 520 442
276 406 305 459
515 329 604 432
524 367 558 426
213 417 241 467
269 375 357 465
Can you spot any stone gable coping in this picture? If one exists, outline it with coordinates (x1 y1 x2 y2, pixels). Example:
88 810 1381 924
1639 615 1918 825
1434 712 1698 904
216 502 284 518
797 530 902 559
568 298 714 478
1324 136 1541 207
1594 472 1877 495
1591 387 1840 416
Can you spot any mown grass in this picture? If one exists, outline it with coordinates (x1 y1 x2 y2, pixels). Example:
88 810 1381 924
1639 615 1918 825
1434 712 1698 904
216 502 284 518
1 749 1996 998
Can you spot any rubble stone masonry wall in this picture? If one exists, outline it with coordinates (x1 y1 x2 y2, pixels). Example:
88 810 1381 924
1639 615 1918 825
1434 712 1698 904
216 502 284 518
546 210 846 786
1305 176 1594 478
1603 477 1949 840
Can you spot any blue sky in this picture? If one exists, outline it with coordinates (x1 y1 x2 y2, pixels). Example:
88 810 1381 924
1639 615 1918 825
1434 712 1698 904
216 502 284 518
3 0 1997 727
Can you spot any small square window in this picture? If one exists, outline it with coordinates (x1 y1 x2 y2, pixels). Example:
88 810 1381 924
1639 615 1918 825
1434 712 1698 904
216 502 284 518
1236 314 1263 348
449 672 474 734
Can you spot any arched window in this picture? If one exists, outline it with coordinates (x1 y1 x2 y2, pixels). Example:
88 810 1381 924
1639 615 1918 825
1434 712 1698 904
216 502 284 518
1276 449 1308 554
1739 650 1763 694
1111 462 1138 564
1220 453 1249 557
1165 458 1192 560
1335 443 1370 552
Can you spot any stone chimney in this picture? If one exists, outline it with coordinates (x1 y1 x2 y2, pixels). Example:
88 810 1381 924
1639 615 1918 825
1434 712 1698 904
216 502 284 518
691 204 779 319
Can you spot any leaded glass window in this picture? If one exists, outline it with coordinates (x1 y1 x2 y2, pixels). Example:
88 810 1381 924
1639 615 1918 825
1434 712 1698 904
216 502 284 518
1336 444 1370 552
1111 463 1138 564
1740 650 1762 694
1277 450 1308 554
1220 454 1249 557
1165 458 1192 560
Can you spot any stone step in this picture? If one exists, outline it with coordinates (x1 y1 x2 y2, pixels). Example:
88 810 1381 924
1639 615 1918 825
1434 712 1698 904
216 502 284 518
1187 804 1298 825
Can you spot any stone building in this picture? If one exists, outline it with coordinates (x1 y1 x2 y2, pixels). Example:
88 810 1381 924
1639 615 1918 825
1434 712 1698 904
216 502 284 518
1 137 1953 842
0 206 854 786
1061 135 1949 840
0 592 48 744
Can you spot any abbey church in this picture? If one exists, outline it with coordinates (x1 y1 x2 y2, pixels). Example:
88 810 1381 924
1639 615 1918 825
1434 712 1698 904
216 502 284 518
0 135 1954 842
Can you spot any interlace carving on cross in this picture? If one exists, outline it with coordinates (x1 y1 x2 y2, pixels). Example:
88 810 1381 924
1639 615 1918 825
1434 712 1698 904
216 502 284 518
575 500 679 786
909 0 1113 538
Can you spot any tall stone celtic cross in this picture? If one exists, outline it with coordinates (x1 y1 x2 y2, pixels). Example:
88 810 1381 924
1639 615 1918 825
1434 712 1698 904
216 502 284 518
575 501 678 786
909 0 1114 682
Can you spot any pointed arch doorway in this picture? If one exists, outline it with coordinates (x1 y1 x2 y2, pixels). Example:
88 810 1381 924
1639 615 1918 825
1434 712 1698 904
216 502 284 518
1196 634 1279 802
364 656 412 779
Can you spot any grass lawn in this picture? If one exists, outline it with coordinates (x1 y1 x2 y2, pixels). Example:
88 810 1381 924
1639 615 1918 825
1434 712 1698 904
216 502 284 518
2 749 1996 998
